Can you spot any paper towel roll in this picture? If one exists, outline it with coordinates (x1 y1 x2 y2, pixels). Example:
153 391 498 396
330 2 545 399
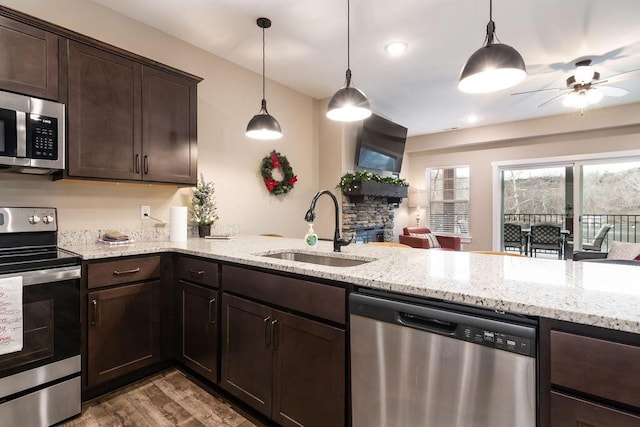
170 206 188 242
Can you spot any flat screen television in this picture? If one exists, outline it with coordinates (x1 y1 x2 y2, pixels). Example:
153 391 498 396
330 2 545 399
355 114 408 174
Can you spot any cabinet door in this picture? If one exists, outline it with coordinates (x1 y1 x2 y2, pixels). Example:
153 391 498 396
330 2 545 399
178 280 217 382
272 309 345 427
141 66 197 185
551 392 640 427
221 293 273 417
0 16 58 100
87 281 160 388
67 40 142 180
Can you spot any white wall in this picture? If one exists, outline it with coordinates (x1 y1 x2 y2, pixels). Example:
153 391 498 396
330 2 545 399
405 103 640 251
0 0 318 237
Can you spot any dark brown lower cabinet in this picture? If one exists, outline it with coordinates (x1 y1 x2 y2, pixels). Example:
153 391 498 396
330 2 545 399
87 281 160 388
177 280 218 382
221 293 345 427
551 392 640 427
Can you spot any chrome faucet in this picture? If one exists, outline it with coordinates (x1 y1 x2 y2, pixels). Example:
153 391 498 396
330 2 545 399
304 190 351 252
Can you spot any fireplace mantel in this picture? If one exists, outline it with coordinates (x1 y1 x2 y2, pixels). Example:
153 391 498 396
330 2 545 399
342 180 408 204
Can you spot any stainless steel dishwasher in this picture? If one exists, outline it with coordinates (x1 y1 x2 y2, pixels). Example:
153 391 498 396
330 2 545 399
350 291 537 427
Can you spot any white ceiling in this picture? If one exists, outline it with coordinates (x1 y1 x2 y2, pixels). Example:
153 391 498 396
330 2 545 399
91 0 640 137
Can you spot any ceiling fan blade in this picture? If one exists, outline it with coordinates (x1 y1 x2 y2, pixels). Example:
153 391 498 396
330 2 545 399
601 68 640 84
537 92 569 108
511 87 567 96
598 85 629 97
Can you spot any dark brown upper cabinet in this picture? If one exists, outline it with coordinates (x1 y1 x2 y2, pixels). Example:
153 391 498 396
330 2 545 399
67 40 198 185
142 67 197 184
67 41 142 181
0 15 59 100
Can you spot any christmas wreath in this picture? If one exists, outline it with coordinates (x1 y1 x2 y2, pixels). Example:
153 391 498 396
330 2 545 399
260 150 297 195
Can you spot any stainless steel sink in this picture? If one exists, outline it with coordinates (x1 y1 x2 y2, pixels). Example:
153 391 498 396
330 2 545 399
261 251 374 267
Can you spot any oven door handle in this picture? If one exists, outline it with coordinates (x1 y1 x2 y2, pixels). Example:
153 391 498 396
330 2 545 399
0 265 81 287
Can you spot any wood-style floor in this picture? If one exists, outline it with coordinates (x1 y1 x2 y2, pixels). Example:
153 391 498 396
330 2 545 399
61 369 260 427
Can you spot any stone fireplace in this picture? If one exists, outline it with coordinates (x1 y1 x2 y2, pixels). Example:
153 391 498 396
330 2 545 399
342 196 396 242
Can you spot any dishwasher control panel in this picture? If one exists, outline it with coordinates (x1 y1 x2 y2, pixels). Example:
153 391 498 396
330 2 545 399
461 325 534 356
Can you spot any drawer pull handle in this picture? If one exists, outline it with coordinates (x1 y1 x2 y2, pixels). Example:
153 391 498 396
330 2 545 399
91 299 98 326
208 298 216 324
264 316 272 346
271 319 279 350
113 267 141 276
189 269 205 277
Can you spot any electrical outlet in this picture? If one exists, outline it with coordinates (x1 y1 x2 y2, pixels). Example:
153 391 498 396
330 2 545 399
141 205 151 220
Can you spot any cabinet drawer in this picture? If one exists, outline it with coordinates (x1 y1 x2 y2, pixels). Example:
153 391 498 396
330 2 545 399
551 330 640 408
176 257 218 288
551 391 640 427
222 265 346 324
88 256 161 289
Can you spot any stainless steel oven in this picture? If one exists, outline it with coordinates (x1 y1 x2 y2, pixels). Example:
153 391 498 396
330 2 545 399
0 90 65 174
0 207 81 427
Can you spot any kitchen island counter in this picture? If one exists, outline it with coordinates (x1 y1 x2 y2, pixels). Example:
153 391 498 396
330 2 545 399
63 236 640 334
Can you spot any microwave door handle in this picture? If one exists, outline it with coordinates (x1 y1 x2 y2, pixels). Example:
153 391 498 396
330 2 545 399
16 111 26 157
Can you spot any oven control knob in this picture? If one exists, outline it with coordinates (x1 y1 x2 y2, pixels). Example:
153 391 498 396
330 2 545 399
28 215 41 224
43 215 54 224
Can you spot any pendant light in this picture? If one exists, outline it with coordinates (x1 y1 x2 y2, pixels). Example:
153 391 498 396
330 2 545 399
326 0 372 122
458 0 526 93
246 17 282 140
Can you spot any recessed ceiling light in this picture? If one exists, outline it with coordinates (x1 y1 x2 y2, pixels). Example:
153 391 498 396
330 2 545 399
385 41 408 56
465 114 479 123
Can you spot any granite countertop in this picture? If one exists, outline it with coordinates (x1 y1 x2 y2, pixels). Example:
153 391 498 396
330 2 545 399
62 235 640 334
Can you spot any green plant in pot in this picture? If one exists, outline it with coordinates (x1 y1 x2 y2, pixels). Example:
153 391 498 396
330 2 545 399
191 174 218 237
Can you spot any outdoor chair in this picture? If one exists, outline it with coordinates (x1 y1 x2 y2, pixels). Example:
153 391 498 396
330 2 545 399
503 223 527 254
529 224 563 259
582 224 613 251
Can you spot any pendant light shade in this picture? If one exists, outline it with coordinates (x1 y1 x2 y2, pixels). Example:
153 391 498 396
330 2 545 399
246 17 282 140
458 0 526 93
326 0 372 122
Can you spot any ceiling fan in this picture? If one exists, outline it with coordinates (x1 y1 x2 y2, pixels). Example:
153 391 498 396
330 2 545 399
512 59 639 109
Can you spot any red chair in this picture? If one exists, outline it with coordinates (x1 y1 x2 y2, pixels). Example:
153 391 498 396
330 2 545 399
399 227 462 251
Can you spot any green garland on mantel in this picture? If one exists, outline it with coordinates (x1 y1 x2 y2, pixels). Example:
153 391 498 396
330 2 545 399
337 171 408 195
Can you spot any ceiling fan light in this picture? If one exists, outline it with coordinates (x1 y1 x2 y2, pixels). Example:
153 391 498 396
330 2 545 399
246 109 283 140
586 87 603 104
326 85 372 122
562 92 578 107
574 65 595 83
563 91 589 109
458 43 527 93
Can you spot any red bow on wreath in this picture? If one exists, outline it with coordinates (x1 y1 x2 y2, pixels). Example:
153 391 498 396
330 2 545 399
265 177 277 192
270 152 281 169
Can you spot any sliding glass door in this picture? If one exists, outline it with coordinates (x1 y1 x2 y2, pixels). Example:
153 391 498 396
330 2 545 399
500 165 571 257
579 160 640 251
496 157 640 256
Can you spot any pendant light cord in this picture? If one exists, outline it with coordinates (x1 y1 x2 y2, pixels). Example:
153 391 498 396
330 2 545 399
347 0 350 72
262 24 266 103
486 0 496 45
344 0 353 88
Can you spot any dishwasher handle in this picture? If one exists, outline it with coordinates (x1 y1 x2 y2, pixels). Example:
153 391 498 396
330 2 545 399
398 311 457 335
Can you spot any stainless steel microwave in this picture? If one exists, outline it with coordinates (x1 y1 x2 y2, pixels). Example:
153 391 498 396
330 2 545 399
0 90 65 174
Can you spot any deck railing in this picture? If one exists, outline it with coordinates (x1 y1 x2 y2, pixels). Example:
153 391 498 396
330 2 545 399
504 213 640 251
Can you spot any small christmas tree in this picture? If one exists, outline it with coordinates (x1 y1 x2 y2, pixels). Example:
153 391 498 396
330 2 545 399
191 174 218 226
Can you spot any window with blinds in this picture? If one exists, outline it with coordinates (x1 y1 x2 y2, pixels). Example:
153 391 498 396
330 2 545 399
426 165 470 236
